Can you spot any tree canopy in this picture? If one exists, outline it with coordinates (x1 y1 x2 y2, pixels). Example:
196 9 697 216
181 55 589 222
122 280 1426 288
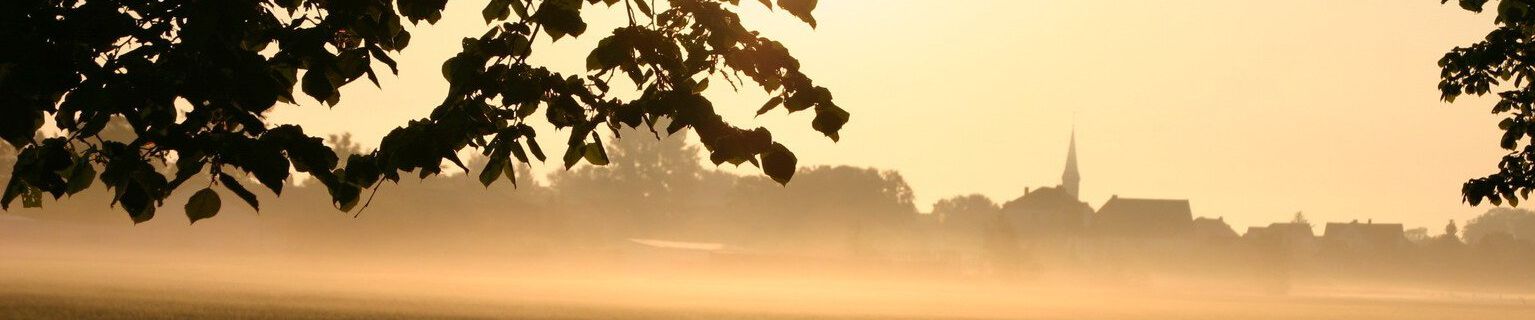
0 0 847 223
1440 0 1535 206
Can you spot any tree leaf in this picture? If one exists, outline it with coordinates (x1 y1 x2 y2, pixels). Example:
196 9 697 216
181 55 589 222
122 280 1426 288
480 155 507 187
218 173 260 211
511 0 530 19
563 143 585 169
185 187 221 224
634 0 653 17
762 142 797 185
756 96 784 116
482 0 511 23
301 68 335 105
777 0 818 28
584 134 610 166
812 104 849 142
527 138 548 162
65 160 95 195
1 178 25 210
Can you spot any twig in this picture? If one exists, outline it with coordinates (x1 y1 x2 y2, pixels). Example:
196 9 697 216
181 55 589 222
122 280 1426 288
352 182 384 218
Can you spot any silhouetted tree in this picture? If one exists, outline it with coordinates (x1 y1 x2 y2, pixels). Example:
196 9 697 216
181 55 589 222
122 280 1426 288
1 0 847 224
549 119 734 239
1464 207 1535 244
1291 211 1310 227
1440 0 1535 206
726 166 919 255
934 194 999 225
932 194 999 255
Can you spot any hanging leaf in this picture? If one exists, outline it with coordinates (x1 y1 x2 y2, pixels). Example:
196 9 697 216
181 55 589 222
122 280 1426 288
563 143 585 169
482 0 512 23
185 188 221 224
762 142 797 185
511 0 531 19
219 173 260 211
64 160 96 195
756 96 784 116
634 0 653 17
583 135 611 166
527 138 548 162
777 0 818 28
480 155 507 187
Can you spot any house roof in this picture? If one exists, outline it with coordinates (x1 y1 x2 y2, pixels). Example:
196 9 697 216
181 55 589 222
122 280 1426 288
1093 197 1194 238
999 186 1093 235
1191 217 1239 239
1244 223 1316 245
1001 186 1088 213
1322 222 1406 249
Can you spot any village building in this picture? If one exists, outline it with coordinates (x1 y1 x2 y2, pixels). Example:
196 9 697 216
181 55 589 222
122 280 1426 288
1093 196 1195 239
1320 220 1409 254
1191 217 1240 243
1244 222 1318 259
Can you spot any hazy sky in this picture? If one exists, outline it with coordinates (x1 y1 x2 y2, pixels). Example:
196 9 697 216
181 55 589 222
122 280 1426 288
267 0 1508 231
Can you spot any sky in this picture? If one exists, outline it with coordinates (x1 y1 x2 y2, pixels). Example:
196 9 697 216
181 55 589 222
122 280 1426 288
267 0 1510 232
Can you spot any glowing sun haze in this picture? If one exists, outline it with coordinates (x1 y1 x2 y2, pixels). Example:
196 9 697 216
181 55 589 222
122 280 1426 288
266 0 1505 231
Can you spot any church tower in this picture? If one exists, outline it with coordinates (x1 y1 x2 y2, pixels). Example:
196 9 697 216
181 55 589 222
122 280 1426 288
1062 129 1080 200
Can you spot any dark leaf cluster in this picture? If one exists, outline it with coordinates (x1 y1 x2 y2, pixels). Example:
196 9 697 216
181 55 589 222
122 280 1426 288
0 0 843 223
1441 0 1535 206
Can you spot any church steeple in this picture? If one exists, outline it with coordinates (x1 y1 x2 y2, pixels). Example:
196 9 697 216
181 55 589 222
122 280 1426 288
1062 128 1080 200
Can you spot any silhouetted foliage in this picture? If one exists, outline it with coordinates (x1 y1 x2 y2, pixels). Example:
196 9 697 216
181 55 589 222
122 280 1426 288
0 0 847 223
1440 0 1535 206
934 194 1000 233
548 120 735 238
933 194 999 252
1463 207 1535 244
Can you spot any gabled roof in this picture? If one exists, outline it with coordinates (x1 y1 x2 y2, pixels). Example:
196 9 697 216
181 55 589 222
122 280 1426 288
1322 222 1406 249
1191 217 1239 240
1244 223 1316 245
999 186 1093 236
1001 186 1089 213
1093 197 1194 238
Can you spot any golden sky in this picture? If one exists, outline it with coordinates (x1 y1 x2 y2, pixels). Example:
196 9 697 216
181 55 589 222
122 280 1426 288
267 0 1509 231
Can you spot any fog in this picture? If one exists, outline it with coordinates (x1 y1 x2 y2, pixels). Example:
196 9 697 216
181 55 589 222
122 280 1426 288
4 128 1535 319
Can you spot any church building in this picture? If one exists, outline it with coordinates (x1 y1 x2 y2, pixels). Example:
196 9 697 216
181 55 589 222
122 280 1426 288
998 130 1092 239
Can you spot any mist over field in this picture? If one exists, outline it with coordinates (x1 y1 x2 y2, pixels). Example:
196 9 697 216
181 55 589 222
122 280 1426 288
10 0 1535 318
5 128 1535 319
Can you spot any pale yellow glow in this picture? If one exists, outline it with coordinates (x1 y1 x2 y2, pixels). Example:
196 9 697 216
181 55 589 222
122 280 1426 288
266 0 1505 232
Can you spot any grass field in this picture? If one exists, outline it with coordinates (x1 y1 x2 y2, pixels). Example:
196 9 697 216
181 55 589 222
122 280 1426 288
3 222 1533 319
4 257 1534 320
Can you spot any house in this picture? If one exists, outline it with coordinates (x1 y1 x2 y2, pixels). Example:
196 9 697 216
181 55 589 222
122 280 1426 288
1244 223 1315 245
999 186 1093 239
1243 222 1317 258
1191 217 1240 242
1321 220 1408 252
1092 196 1194 239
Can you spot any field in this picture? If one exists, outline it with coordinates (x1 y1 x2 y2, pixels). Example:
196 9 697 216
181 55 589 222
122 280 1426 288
3 256 1534 320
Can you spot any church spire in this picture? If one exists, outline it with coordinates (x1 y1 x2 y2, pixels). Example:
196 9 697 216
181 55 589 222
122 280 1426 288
1062 127 1080 200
